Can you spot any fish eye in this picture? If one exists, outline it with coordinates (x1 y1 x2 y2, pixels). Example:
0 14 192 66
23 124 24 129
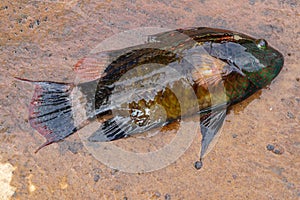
255 39 268 50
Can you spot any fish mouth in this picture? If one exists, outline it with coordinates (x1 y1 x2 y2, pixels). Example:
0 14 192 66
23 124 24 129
272 52 284 73
276 53 284 67
243 51 284 89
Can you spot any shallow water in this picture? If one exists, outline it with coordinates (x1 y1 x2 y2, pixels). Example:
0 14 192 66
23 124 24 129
0 0 299 199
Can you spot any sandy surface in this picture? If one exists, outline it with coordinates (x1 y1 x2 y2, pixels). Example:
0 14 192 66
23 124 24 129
0 0 299 199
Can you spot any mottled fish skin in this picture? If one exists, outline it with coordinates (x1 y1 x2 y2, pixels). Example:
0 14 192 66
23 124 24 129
24 27 284 168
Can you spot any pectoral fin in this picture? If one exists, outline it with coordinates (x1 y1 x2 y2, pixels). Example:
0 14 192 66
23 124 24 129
195 109 227 169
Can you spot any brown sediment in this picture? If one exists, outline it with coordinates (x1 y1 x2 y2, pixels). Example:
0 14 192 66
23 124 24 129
1 0 299 199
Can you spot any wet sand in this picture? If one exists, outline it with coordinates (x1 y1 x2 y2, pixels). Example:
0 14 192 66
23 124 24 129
0 0 299 199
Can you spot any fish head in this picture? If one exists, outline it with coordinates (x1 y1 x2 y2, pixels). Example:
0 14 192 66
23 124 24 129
203 32 284 89
232 36 284 88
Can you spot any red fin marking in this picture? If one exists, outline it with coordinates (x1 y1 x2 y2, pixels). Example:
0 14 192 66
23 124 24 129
73 53 109 83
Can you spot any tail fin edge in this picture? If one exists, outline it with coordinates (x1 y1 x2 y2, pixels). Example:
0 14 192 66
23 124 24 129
27 81 77 152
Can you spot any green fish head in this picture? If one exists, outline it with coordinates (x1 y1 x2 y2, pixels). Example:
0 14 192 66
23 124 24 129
237 38 284 88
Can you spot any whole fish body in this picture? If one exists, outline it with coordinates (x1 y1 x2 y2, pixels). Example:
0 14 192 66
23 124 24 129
26 27 284 169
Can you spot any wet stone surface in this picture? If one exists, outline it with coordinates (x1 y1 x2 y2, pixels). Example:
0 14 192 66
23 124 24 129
0 0 299 199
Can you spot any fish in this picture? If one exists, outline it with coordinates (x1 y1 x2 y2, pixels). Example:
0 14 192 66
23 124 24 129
23 27 284 169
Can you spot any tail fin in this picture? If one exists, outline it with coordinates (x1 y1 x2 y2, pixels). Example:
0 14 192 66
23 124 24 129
26 80 78 152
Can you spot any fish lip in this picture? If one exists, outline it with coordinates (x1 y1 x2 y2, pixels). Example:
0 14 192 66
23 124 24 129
273 52 285 71
271 52 284 68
